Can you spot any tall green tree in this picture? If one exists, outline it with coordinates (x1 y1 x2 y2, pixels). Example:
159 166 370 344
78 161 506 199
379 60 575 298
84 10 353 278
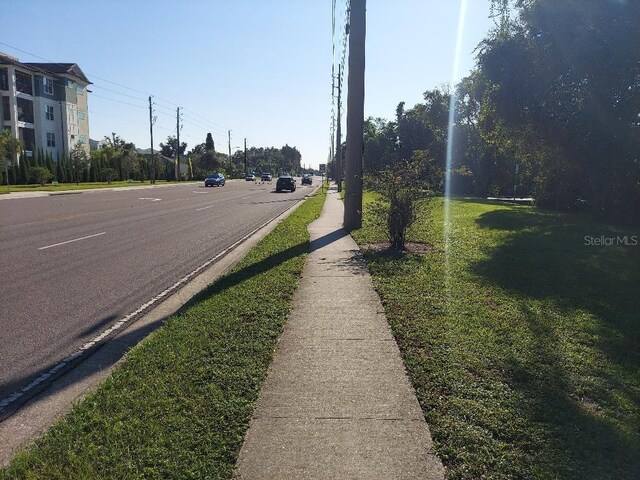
479 0 640 220
121 150 141 180
159 136 187 159
205 133 215 152
68 144 89 185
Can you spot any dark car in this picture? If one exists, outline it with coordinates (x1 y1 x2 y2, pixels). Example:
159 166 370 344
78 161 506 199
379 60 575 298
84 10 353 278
276 175 296 192
301 175 312 185
204 173 225 187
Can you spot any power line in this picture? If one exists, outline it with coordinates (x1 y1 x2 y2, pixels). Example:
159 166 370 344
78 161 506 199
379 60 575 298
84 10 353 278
90 93 147 110
90 84 148 102
0 41 248 141
181 108 230 131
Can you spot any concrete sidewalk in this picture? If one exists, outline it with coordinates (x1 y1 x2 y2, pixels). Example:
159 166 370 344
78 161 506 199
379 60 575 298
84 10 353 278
234 187 444 479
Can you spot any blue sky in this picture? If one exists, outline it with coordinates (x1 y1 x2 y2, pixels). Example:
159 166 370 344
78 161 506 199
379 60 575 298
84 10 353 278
1 0 495 168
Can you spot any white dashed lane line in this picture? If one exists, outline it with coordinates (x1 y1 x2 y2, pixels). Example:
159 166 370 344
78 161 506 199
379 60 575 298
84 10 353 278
195 205 216 212
38 232 106 250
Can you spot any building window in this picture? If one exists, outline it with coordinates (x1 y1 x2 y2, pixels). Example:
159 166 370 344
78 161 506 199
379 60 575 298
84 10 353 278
0 68 8 91
15 71 33 95
78 110 86 120
19 127 36 152
78 135 86 144
76 86 84 95
47 132 56 147
17 97 34 123
2 96 10 121
44 78 54 95
46 104 55 120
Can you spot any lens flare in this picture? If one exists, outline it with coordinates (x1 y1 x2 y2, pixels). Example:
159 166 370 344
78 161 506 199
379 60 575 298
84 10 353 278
444 0 468 295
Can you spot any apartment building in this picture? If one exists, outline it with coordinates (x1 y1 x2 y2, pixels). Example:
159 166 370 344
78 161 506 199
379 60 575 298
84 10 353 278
0 51 91 161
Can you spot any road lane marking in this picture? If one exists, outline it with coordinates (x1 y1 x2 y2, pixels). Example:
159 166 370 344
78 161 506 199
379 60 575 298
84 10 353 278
139 197 161 201
192 191 208 194
38 232 106 250
195 205 216 211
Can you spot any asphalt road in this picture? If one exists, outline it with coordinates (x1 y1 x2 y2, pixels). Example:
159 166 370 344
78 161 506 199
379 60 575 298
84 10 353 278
0 179 314 403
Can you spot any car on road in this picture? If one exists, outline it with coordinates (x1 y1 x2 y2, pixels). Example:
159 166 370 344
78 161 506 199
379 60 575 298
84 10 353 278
204 173 225 187
276 175 296 192
245 173 256 181
261 172 272 182
301 175 312 185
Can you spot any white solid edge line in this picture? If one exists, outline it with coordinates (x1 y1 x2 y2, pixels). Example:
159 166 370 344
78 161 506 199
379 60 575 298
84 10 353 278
38 232 107 250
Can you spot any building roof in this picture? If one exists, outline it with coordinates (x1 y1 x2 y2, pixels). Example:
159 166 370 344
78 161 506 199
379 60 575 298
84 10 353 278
22 62 91 84
0 52 90 84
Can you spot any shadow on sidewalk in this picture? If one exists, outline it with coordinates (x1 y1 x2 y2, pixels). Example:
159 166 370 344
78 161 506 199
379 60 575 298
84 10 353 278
310 228 347 252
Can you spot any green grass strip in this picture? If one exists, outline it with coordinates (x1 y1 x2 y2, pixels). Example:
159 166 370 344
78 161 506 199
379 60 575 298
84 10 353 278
3 180 186 192
352 193 639 480
1 190 326 480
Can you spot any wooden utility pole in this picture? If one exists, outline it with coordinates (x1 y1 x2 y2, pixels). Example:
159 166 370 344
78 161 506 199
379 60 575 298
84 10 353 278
344 0 365 231
335 64 342 192
228 130 232 169
149 96 155 184
175 107 180 181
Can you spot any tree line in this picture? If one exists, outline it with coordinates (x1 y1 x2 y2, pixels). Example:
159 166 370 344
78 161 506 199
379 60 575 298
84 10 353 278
345 0 639 224
1 129 303 185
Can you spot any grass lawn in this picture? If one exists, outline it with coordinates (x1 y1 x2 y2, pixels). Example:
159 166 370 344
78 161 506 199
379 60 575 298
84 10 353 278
1 180 186 193
1 190 326 480
351 193 639 479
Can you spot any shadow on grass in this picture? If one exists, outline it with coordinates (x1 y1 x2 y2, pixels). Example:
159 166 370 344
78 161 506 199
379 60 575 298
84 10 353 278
471 207 640 477
473 209 639 351
1 228 346 425
180 229 347 312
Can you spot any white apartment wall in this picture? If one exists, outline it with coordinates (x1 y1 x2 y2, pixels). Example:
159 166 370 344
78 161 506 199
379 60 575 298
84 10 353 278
76 83 89 156
66 102 78 151
34 97 62 159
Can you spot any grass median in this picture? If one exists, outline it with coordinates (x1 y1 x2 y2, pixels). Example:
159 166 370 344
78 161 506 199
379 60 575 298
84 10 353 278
352 193 639 479
1 189 326 480
2 180 187 193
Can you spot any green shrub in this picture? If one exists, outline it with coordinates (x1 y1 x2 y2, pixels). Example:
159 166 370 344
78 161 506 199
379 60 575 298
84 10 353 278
29 166 53 186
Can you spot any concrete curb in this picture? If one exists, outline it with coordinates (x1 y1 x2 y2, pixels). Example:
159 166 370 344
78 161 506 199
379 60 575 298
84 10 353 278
0 181 205 200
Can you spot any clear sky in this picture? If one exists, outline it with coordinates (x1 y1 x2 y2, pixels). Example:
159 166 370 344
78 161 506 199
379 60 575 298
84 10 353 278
1 0 495 168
